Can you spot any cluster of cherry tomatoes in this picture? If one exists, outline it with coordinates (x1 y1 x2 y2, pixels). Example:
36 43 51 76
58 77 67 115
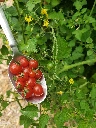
9 56 44 100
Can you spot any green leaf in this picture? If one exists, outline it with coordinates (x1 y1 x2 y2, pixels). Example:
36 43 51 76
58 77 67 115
49 11 64 20
26 0 41 11
80 100 89 110
76 89 86 99
18 0 28 2
45 0 50 3
87 50 93 56
7 56 12 65
19 38 37 53
72 29 82 41
72 52 83 60
90 86 96 99
68 39 75 47
51 0 60 7
20 105 38 119
54 109 70 127
81 30 90 42
73 1 82 10
1 45 9 55
27 39 37 53
86 37 93 43
87 17 96 23
39 114 49 128
91 73 96 81
73 27 90 42
81 8 87 14
73 0 87 10
20 115 32 128
11 17 21 31
1 101 9 110
56 36 71 60
0 112 2 117
75 46 83 53
5 6 18 16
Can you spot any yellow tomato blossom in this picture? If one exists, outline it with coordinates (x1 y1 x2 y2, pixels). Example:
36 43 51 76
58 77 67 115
41 8 48 15
41 8 48 18
43 20 49 27
25 15 33 24
69 78 74 84
57 91 63 95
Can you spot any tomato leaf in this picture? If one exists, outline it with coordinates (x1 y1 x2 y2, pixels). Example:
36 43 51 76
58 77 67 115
90 86 96 99
80 100 89 110
19 38 37 53
51 0 61 7
26 0 41 11
20 105 38 119
54 109 70 127
39 114 49 128
20 115 32 128
1 45 9 55
56 36 71 60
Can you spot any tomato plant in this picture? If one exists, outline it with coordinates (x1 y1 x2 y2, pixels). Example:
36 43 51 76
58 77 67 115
1 0 96 127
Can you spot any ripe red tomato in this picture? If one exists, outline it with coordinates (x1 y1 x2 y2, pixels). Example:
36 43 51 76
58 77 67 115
33 84 44 96
22 86 34 99
26 78 36 88
29 59 38 69
23 67 30 75
35 70 43 80
29 70 36 78
9 62 22 75
16 72 29 82
19 57 29 67
15 81 25 91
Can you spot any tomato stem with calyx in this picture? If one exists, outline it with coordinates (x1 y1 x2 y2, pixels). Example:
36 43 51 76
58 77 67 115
58 58 96 74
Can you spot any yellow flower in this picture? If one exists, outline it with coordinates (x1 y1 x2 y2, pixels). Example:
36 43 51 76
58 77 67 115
41 8 48 15
41 8 48 18
57 91 63 95
43 20 49 27
69 78 74 84
25 15 33 24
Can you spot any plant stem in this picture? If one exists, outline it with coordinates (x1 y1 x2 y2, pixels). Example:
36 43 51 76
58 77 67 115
51 27 58 74
89 0 96 16
58 58 96 74
14 0 25 43
15 96 22 109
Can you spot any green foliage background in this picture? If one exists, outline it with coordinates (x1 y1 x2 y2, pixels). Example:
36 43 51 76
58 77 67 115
1 0 96 127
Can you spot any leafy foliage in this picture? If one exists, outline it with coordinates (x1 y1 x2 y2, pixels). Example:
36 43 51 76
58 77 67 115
1 0 96 127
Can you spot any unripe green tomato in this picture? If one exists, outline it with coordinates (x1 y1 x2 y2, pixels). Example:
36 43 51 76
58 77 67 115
47 62 53 70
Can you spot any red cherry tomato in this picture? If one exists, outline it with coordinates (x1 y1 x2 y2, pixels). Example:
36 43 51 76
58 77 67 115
22 86 34 99
23 67 30 75
9 62 22 75
35 70 43 80
33 84 44 96
16 72 29 82
29 69 36 78
27 78 36 88
19 57 29 67
29 59 38 69
15 81 25 91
